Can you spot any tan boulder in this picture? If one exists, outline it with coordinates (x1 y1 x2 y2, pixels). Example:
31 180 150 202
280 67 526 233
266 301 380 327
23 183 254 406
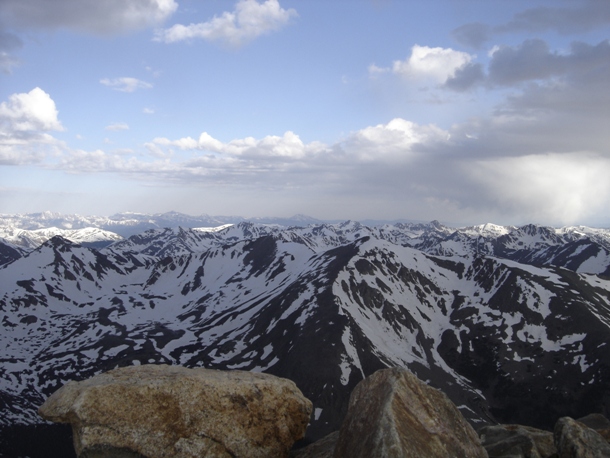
39 364 312 458
333 367 488 458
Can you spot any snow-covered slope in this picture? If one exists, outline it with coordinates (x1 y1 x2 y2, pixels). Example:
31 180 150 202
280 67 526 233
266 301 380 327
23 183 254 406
0 226 123 249
3 212 609 273
0 211 323 237
1 221 609 457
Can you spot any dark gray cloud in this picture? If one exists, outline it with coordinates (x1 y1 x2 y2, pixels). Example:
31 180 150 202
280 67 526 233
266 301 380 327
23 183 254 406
498 0 610 35
490 38 610 90
453 1 610 49
487 39 566 86
444 62 485 91
0 0 177 35
0 31 22 50
451 22 492 49
444 38 610 94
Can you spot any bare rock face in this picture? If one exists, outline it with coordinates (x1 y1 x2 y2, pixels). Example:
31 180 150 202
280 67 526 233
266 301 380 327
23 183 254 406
39 364 312 458
479 424 557 458
554 417 610 458
333 367 487 458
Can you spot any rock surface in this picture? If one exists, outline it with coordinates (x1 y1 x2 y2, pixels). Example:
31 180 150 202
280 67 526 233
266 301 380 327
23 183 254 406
290 431 338 458
479 424 557 457
554 416 610 458
39 364 312 458
332 367 487 458
577 414 610 444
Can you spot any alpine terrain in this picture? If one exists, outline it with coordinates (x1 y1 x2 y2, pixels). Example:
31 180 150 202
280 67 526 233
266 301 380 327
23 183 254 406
1 213 609 457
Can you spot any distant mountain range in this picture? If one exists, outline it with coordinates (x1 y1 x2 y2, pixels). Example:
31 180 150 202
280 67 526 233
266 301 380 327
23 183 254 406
0 211 327 239
0 213 609 457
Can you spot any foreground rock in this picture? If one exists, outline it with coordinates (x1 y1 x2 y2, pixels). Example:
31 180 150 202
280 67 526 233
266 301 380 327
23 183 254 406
577 414 610 444
39 364 312 458
290 431 338 458
333 367 487 458
554 417 610 458
479 424 556 457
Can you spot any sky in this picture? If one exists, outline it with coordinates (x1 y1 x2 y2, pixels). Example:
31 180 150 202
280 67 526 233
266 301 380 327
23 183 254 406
1 0 610 226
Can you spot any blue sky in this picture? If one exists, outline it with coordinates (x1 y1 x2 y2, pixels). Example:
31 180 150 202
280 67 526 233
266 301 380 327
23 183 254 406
1 0 610 226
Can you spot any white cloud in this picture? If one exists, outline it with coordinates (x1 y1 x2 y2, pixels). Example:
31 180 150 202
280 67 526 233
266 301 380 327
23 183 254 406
197 132 226 152
152 136 199 150
0 0 177 35
367 64 389 78
341 118 450 161
392 45 474 83
151 130 323 160
100 77 153 92
154 0 297 47
0 87 66 166
0 87 63 132
105 123 129 131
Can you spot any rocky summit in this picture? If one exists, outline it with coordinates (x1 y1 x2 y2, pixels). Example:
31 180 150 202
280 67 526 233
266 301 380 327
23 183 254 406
39 365 312 458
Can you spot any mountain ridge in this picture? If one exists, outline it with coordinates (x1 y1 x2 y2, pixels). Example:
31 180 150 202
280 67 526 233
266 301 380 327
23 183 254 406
1 216 609 456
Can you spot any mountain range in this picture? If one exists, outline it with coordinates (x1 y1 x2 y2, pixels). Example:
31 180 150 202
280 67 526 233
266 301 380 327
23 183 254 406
0 212 609 457
0 211 325 239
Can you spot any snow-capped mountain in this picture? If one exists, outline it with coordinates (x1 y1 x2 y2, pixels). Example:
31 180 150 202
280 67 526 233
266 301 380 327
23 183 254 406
0 226 123 251
0 211 324 238
1 217 610 457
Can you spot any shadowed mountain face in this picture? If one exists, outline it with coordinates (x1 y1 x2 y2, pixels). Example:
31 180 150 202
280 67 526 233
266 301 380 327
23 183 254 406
1 221 609 455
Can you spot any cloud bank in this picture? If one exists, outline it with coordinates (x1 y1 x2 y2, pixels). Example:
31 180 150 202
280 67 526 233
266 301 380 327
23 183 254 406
3 82 607 224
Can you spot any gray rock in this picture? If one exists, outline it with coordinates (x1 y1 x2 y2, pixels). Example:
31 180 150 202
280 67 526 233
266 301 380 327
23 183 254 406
290 431 338 458
333 367 487 458
554 417 610 458
39 364 312 458
577 415 610 443
577 415 610 431
480 424 557 458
